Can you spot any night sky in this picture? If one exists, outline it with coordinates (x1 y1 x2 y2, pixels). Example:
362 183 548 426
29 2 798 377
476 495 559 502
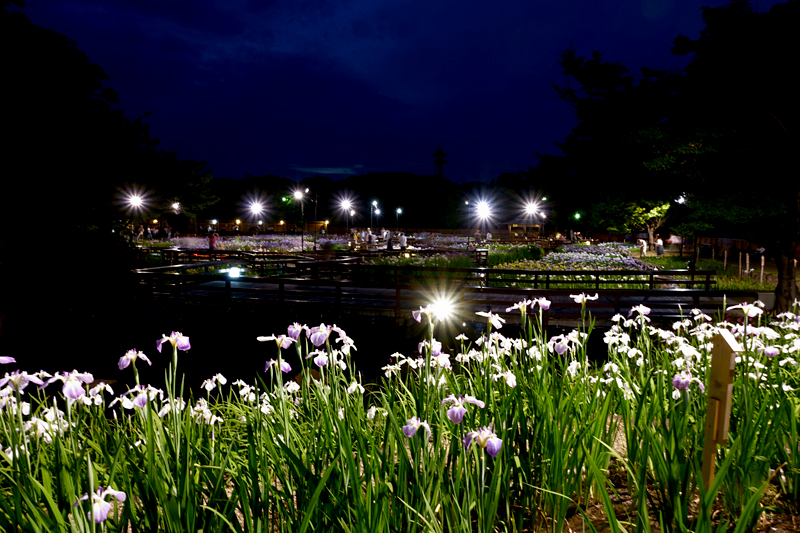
16 0 754 183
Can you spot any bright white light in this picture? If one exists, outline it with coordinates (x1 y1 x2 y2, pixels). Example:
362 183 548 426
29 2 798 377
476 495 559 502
477 201 490 219
229 267 241 278
342 200 352 210
525 202 537 215
294 190 303 200
128 195 143 208
212 219 218 225
677 196 686 204
375 208 381 215
258 220 263 225
396 208 402 214
304 188 309 193
251 202 264 215
235 219 241 225
350 210 355 216
430 298 454 321
372 200 378 206
171 202 180 210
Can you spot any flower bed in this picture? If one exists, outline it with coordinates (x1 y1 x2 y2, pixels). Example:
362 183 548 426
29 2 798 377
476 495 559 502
2 299 799 530
169 234 350 252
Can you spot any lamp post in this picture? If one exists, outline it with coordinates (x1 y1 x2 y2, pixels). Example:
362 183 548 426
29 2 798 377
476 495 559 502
250 202 264 235
294 189 306 252
525 202 537 239
465 200 470 247
370 200 378 231
477 201 490 244
396 207 402 233
342 200 352 235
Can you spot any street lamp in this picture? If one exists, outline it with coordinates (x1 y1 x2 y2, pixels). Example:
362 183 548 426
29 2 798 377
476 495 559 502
396 207 402 233
294 189 306 252
342 200 352 234
477 201 490 243
370 200 379 230
465 200 471 247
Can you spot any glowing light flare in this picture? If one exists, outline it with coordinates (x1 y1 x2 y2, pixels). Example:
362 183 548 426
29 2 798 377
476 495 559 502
171 202 180 210
212 219 218 225
375 208 381 215
128 195 143 208
294 190 303 200
476 201 491 219
250 202 264 215
430 297 455 322
525 202 538 215
397 208 402 214
235 219 241 225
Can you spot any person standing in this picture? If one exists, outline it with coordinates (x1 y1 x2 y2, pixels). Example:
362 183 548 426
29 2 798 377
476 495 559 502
638 238 647 258
208 231 218 251
485 231 492 242
398 232 407 251
655 235 664 257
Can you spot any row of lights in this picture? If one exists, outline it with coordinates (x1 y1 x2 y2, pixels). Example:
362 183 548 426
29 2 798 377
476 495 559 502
127 193 547 229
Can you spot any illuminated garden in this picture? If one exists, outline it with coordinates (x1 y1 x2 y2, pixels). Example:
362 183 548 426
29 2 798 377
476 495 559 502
2 293 799 531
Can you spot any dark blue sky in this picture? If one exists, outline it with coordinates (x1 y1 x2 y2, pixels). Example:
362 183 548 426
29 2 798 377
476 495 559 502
18 0 760 183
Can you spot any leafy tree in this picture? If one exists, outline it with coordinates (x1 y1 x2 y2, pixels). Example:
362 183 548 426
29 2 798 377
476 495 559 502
545 1 799 310
591 200 670 243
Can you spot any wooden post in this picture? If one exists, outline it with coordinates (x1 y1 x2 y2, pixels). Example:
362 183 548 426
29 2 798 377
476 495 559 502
760 256 765 284
701 330 742 491
738 252 742 277
745 252 750 273
724 250 727 272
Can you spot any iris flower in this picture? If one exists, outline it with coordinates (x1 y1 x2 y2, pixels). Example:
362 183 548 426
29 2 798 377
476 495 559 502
346 381 365 394
309 323 333 347
475 311 505 330
0 356 16 364
402 416 431 439
257 335 297 350
532 297 551 311
463 426 503 457
156 331 191 353
627 305 651 318
570 293 599 305
762 346 780 357
440 394 485 424
265 359 292 373
74 486 127 523
672 371 706 396
287 323 309 340
726 301 764 318
506 299 531 314
0 370 44 393
44 371 94 400
118 349 152 370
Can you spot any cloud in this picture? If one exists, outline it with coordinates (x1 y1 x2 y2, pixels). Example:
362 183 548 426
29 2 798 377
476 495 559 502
291 167 357 175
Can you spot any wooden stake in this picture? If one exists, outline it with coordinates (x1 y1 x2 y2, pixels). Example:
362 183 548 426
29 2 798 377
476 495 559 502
760 256 765 284
701 330 742 491
746 252 750 273
739 252 742 277
724 250 728 272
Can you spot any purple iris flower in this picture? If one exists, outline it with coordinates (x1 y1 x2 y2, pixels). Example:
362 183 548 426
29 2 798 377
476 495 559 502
418 339 442 357
156 332 191 353
309 324 333 347
0 370 44 393
44 371 94 400
762 346 780 357
73 486 127 523
313 353 329 367
402 416 431 439
672 371 705 393
532 297 551 311
118 349 152 370
463 426 503 457
287 323 308 340
441 394 485 424
265 359 292 373
0 356 16 364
